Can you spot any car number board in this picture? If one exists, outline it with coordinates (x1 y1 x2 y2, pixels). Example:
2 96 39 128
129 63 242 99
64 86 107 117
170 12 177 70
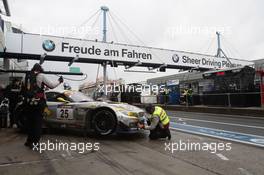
57 105 74 120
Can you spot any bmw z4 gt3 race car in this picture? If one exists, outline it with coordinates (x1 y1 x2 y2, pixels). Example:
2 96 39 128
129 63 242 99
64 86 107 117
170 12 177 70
17 90 146 136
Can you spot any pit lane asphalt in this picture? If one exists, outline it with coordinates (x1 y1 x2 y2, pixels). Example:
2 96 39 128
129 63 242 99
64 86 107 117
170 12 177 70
0 123 263 175
167 111 264 136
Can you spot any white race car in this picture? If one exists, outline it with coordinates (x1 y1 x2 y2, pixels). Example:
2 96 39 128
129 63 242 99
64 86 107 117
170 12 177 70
40 90 145 135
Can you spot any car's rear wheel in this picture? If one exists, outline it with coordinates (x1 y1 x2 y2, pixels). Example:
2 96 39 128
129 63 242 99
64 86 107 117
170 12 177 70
93 110 117 136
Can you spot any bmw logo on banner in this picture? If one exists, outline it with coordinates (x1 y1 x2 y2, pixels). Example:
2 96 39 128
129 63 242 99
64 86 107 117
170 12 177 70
42 40 55 52
172 54 180 63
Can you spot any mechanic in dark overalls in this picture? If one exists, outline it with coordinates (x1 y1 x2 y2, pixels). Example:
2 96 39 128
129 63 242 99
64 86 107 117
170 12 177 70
4 78 22 128
0 98 9 128
24 63 63 149
0 85 7 128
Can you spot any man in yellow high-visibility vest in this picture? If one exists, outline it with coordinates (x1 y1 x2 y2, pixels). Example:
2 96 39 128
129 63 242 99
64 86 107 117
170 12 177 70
138 104 171 140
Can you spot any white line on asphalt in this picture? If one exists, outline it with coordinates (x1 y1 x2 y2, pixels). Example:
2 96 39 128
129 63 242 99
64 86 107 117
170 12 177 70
0 158 59 167
215 153 229 161
238 168 254 175
170 123 264 147
170 116 264 130
171 122 264 139
167 111 264 120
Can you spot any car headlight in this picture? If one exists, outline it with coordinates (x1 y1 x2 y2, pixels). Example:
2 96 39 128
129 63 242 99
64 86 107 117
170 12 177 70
127 112 138 117
120 111 138 119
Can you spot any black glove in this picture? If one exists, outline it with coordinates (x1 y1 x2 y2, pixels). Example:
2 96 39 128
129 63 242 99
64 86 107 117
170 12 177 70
147 119 151 126
58 76 64 83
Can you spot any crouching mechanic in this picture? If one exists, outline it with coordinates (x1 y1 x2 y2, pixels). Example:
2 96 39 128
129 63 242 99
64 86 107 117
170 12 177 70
138 104 171 140
24 63 63 149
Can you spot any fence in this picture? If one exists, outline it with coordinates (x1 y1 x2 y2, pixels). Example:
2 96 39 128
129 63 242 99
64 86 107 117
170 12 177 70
112 92 262 108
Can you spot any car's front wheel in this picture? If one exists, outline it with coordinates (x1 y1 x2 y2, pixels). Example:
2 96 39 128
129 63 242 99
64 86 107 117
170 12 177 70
92 110 117 136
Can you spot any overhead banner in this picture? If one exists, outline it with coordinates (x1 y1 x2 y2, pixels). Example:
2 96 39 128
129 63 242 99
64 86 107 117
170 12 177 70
2 32 253 69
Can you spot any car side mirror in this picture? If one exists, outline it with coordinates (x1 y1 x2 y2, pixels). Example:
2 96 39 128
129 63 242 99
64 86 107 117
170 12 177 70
57 97 69 103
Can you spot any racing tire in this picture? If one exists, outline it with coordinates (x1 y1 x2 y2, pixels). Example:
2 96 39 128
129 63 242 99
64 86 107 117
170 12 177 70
92 109 117 136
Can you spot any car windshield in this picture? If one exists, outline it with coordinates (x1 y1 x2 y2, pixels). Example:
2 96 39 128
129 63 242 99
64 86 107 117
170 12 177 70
63 91 94 102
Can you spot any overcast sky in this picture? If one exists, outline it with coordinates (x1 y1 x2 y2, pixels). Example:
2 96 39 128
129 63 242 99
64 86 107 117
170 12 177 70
5 0 264 89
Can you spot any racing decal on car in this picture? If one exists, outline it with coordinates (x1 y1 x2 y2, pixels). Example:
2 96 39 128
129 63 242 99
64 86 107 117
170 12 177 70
57 105 74 120
43 107 52 118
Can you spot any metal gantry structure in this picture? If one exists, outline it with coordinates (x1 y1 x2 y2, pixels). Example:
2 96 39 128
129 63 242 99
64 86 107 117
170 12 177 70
215 31 232 65
0 0 11 16
101 6 109 96
0 3 254 91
